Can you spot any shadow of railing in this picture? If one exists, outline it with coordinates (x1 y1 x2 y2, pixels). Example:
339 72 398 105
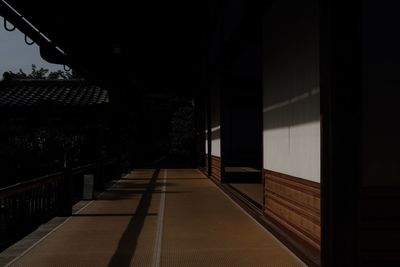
108 169 160 267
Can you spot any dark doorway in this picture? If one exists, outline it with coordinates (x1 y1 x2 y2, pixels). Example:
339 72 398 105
222 79 263 207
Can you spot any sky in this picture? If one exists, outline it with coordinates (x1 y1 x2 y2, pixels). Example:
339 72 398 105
0 17 64 76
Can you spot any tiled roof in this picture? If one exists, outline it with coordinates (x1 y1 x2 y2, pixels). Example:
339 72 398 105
0 79 109 108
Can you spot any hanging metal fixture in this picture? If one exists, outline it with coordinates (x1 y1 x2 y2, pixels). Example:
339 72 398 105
24 34 34 45
63 65 71 71
2 0 69 68
3 17 15 31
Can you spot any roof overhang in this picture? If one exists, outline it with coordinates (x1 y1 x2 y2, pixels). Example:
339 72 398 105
0 0 208 95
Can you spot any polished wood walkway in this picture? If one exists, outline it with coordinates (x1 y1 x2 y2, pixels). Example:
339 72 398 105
4 169 304 267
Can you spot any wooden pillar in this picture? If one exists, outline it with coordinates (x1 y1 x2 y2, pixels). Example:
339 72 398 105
58 166 73 216
322 1 400 265
195 87 206 170
109 81 124 180
206 86 212 177
320 1 362 266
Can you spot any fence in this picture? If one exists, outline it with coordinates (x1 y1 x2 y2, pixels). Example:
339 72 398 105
0 157 123 251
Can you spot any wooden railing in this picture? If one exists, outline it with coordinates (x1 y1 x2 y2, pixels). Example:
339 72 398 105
0 157 123 251
0 173 62 250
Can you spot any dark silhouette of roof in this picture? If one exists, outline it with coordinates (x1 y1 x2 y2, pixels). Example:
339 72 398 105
0 79 109 108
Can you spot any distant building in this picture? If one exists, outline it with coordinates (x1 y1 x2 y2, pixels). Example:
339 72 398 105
0 76 111 186
0 76 109 121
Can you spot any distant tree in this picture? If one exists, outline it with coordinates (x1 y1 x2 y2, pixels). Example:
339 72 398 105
169 105 195 157
30 64 49 79
7 69 28 79
4 64 79 80
47 70 68 79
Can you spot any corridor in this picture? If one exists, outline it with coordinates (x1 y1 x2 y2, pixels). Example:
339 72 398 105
2 169 304 267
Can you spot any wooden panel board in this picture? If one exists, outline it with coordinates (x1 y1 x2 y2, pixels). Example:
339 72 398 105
211 155 222 182
264 169 321 250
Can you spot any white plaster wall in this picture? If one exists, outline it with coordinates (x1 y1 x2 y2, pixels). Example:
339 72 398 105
210 81 221 157
205 129 208 154
262 0 320 182
211 126 221 157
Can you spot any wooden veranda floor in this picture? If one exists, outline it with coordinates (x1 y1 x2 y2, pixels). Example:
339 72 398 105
1 169 304 267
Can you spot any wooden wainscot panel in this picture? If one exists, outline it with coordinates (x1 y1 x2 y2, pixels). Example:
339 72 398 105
264 169 321 251
211 155 221 182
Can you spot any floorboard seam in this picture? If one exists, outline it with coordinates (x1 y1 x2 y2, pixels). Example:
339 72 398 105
152 169 167 267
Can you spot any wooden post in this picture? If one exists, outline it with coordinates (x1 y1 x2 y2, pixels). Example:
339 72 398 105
321 1 362 266
57 167 73 216
206 86 212 177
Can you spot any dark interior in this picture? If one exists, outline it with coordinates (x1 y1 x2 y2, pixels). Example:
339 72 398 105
222 79 263 206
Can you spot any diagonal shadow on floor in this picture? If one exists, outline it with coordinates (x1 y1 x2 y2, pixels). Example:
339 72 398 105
107 169 160 267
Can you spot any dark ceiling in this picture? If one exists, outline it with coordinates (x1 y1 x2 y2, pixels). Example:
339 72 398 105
1 0 209 94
